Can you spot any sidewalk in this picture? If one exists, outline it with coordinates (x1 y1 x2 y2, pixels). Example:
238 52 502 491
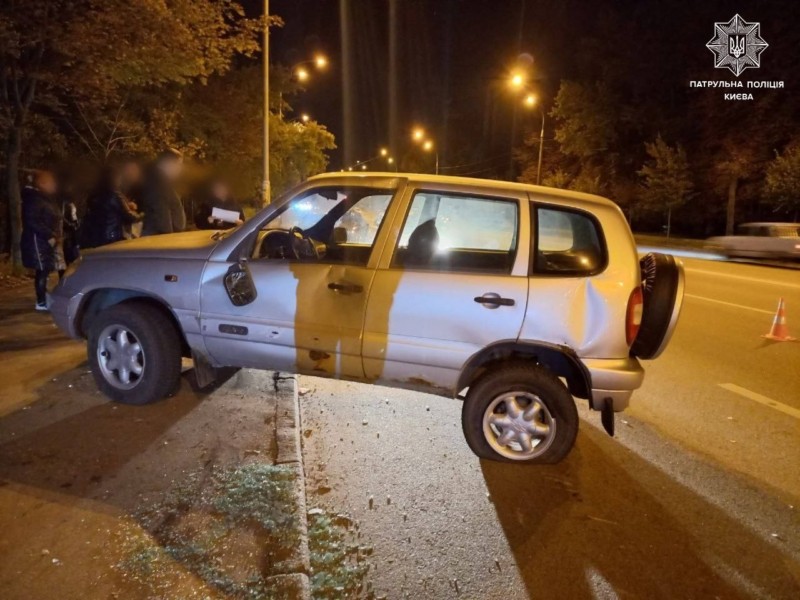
0 287 311 599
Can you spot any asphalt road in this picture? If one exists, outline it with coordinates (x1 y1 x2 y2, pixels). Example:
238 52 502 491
300 258 800 600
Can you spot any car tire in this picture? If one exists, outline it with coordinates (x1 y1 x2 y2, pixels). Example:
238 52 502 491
631 252 683 359
461 363 579 464
87 302 182 405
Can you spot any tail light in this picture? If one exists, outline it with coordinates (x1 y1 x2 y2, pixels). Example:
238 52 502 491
626 286 644 345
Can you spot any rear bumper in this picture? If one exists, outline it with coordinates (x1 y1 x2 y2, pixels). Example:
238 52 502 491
583 357 644 412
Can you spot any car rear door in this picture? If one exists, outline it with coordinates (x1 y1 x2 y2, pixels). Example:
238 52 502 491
362 183 530 393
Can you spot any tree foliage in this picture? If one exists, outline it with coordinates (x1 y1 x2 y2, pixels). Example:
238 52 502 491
763 140 800 219
513 4 800 237
638 136 693 214
0 0 262 266
179 67 336 200
551 81 617 161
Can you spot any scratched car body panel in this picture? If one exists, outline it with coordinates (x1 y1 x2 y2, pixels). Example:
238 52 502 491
51 172 684 463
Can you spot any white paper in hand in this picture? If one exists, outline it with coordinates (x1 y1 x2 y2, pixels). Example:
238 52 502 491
211 207 240 224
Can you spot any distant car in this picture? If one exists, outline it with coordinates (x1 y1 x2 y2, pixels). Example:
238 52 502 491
708 222 800 260
50 173 684 464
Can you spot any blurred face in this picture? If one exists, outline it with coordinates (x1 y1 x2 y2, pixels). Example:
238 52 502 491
211 181 229 200
160 156 183 180
36 172 57 195
121 162 141 186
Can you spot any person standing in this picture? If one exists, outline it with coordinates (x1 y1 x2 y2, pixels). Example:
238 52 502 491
82 166 144 248
119 158 144 238
20 170 61 311
140 149 185 236
61 195 81 268
194 179 245 230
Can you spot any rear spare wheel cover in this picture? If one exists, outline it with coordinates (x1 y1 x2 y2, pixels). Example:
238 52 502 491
631 253 682 359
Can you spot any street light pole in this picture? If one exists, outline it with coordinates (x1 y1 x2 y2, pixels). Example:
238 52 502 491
262 0 271 206
536 109 545 185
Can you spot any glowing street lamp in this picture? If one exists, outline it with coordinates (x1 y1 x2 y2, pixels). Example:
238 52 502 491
509 71 525 89
420 139 439 175
524 93 537 107
380 147 389 157
314 54 328 69
295 67 309 82
412 128 425 142
300 113 310 123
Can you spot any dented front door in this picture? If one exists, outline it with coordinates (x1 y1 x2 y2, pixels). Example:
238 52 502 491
201 260 374 377
200 181 404 378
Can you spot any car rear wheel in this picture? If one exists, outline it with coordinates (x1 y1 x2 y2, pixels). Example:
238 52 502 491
87 303 182 405
462 363 579 464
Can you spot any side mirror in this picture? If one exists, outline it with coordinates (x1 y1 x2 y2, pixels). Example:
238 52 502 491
224 259 257 306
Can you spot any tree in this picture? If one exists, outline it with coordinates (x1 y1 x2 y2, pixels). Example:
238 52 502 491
551 81 618 161
763 141 800 220
178 66 335 201
1 0 260 268
713 140 757 236
522 80 625 197
637 135 693 237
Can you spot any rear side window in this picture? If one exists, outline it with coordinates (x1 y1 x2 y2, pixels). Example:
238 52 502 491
393 192 519 273
534 206 605 275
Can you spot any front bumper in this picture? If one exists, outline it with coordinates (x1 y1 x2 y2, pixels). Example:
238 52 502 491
49 289 84 339
583 357 644 412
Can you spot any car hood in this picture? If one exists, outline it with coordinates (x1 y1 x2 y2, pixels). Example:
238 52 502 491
83 230 222 260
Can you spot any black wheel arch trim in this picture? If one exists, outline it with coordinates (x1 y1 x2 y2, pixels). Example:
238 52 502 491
76 288 190 356
456 339 592 399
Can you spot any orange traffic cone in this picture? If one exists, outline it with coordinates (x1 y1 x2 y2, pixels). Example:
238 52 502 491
762 298 796 341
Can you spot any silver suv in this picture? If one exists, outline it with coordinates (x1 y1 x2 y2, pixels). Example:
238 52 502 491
51 173 684 463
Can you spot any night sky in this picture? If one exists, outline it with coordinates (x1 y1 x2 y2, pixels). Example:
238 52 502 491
249 1 799 173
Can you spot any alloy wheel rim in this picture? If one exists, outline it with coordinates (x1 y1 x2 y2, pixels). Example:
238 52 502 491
97 325 145 390
482 391 556 460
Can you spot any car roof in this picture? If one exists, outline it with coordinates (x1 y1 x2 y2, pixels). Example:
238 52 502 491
739 222 800 227
306 171 619 209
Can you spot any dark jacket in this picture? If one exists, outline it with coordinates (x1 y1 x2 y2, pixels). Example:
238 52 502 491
140 168 185 236
61 197 81 264
21 186 60 271
194 195 245 230
82 190 143 248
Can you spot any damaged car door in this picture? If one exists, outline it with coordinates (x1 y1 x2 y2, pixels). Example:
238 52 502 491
199 184 397 378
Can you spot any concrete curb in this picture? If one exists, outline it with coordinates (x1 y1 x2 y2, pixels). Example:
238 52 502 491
267 373 311 599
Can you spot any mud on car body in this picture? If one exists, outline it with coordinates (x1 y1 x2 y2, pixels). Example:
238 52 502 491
51 173 684 464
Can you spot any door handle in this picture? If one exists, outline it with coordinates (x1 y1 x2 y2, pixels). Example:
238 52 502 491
474 293 515 308
328 281 364 294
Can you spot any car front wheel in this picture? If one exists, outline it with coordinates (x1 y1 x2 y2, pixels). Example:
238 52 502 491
462 363 579 464
87 302 182 405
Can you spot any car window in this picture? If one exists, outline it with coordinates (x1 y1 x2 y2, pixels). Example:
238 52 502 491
333 194 392 245
393 192 519 273
254 186 393 265
534 206 605 275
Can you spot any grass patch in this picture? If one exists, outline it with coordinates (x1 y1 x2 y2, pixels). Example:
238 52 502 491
117 463 371 599
118 463 299 599
308 513 370 599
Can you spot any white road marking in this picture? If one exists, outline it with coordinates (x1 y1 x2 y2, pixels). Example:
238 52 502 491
685 294 775 315
719 383 800 420
685 267 800 290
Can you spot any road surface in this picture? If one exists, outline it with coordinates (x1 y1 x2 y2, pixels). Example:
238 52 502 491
300 258 800 599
